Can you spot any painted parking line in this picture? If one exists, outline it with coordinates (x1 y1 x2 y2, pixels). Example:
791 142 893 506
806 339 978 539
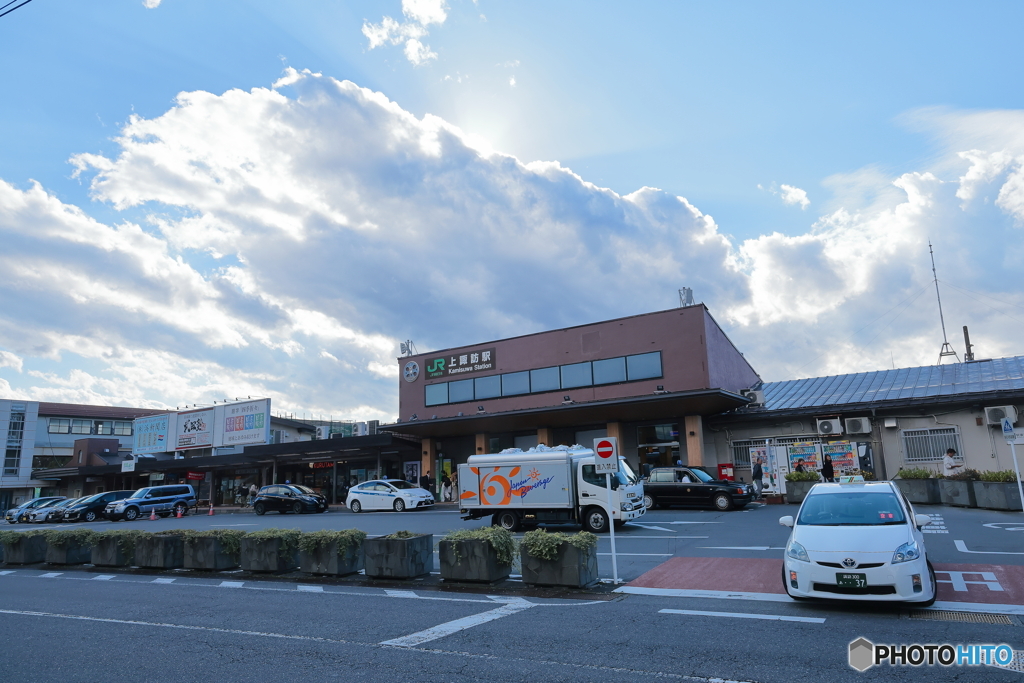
955 540 1024 555
93 575 115 581
698 546 786 550
619 586 792 603
380 600 534 648
659 608 825 624
151 578 176 584
384 590 418 598
598 553 672 556
39 573 63 578
219 581 244 588
0 571 14 576
297 585 323 593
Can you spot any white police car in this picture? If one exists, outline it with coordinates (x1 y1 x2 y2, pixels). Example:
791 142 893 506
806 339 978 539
346 479 434 513
779 480 936 605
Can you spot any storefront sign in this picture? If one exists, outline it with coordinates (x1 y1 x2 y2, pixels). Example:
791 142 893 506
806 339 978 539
425 348 496 378
310 461 334 469
220 399 271 447
133 414 173 455
186 471 205 481
175 409 214 450
121 459 136 473
148 472 165 481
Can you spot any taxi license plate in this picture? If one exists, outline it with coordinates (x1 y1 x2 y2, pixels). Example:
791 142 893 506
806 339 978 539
837 573 867 588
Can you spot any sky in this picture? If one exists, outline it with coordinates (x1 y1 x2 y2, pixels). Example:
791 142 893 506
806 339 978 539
1 0 1024 421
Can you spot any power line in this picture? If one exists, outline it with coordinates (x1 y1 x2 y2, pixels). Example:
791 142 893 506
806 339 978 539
0 0 34 19
938 279 1024 314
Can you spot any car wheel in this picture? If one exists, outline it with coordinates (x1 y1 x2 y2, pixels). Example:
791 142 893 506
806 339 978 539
173 503 188 517
292 501 303 514
393 498 406 512
582 507 609 533
642 494 655 509
84 511 97 522
123 507 140 522
713 493 734 511
918 561 938 608
349 499 361 513
493 511 520 532
254 502 266 516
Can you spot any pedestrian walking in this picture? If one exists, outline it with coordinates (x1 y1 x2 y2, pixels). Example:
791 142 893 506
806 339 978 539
420 470 432 497
821 454 835 482
943 448 962 477
441 473 452 502
751 457 763 500
248 483 258 507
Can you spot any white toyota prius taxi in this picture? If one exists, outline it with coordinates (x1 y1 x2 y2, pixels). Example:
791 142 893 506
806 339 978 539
779 481 936 605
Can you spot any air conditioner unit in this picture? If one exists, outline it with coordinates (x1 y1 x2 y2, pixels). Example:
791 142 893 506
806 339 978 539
816 418 843 436
315 426 329 440
985 405 1018 426
739 389 765 407
845 417 872 435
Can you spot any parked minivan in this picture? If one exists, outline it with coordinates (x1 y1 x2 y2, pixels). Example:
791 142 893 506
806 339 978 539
105 485 197 521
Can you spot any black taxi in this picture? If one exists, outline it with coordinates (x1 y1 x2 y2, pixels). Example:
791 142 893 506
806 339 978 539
642 466 753 511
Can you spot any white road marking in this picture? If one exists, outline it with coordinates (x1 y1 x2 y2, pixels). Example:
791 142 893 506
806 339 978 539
935 570 1003 592
698 546 786 550
297 585 323 592
380 602 535 647
219 581 244 588
627 524 675 532
598 553 672 556
93 575 115 581
210 524 258 527
984 522 1024 531
39 573 63 578
385 589 418 598
601 536 709 540
659 608 825 624
151 578 175 584
668 521 724 524
616 586 793 603
954 539 1024 555
0 571 14 576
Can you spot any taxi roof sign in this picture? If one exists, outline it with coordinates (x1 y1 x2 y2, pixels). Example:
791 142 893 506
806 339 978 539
838 475 866 483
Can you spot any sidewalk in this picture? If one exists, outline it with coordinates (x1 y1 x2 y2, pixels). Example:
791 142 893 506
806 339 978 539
199 501 461 515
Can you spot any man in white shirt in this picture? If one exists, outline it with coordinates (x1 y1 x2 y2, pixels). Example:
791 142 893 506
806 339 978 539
942 448 962 477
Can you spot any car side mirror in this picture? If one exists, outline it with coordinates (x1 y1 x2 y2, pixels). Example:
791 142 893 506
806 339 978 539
914 514 932 528
779 516 795 527
145 494 153 499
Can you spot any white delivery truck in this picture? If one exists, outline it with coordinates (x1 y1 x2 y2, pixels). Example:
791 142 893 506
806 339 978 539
457 446 645 532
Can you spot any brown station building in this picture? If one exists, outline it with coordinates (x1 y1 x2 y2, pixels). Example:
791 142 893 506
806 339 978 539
386 305 760 481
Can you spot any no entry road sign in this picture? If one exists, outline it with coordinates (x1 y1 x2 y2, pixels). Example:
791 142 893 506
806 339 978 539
594 437 619 472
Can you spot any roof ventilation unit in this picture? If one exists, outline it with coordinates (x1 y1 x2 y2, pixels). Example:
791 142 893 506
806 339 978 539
985 405 1018 426
816 418 843 436
740 389 765 407
845 417 872 435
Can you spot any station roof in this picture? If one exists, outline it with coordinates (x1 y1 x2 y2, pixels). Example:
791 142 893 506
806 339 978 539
756 355 1024 414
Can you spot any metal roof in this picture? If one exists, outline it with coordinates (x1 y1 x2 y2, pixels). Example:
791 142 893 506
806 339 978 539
762 356 1024 411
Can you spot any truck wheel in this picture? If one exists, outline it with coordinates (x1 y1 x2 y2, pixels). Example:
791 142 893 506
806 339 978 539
582 507 609 533
493 511 520 532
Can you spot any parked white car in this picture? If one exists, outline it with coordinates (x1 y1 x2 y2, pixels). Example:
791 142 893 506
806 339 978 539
346 480 434 513
779 481 936 605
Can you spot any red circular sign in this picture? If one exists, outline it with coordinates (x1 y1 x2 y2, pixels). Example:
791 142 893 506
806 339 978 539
596 440 615 459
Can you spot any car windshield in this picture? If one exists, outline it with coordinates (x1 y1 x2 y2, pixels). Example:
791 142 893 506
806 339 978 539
390 480 418 489
78 493 103 504
127 489 149 499
797 491 907 526
292 485 316 495
689 468 715 483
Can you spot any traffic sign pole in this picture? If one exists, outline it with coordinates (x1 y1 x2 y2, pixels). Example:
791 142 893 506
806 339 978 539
606 471 619 584
1002 419 1024 514
594 437 621 584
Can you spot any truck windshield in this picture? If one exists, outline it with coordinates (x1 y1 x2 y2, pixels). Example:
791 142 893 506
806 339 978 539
618 458 639 484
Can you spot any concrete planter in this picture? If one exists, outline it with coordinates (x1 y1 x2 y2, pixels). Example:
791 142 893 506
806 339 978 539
972 481 1023 511
184 537 239 571
135 535 184 569
893 478 940 505
521 542 598 588
2 534 46 564
439 539 511 583
300 541 363 576
45 540 92 565
939 479 977 508
91 536 132 567
785 481 817 504
240 537 299 573
363 534 433 579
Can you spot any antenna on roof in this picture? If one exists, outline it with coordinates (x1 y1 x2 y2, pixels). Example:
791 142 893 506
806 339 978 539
400 340 417 357
678 287 694 307
929 241 960 364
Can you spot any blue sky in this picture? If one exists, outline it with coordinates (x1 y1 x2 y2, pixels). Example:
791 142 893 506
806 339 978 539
1 1 1023 419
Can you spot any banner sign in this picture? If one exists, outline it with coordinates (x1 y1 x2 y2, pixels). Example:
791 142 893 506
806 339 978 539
425 348 496 379
175 409 214 450
186 471 204 481
133 414 173 455
219 399 270 447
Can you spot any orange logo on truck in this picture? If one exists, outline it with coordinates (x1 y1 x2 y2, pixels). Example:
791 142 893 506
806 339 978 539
460 466 522 506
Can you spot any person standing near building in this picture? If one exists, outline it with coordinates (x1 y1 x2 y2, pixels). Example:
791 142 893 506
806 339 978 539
420 470 433 498
943 448 962 477
248 483 258 507
751 457 763 500
441 472 452 502
821 454 835 483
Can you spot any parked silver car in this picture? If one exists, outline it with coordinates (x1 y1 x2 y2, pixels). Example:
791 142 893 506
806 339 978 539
5 496 66 524
25 498 83 523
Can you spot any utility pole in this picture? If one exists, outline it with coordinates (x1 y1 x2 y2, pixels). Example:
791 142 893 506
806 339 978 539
930 242 959 364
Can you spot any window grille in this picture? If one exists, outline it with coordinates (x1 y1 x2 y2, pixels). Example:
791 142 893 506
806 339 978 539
901 428 962 464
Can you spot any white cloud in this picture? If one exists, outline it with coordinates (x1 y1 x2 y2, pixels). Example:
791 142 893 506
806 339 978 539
779 184 810 209
509 76 516 87
363 0 447 66
2 70 1024 421
142 0 161 7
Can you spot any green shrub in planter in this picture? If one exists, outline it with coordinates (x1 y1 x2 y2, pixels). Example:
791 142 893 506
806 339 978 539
182 529 246 570
784 470 821 482
944 468 982 481
299 529 366 576
0 530 47 564
241 528 301 573
43 528 100 565
439 526 516 583
979 470 1018 482
90 529 148 566
520 529 598 588
973 471 1022 511
895 467 935 479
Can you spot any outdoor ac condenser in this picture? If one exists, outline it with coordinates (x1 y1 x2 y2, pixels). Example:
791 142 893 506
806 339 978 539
985 405 1018 426
740 389 765 407
844 417 872 434
816 418 843 436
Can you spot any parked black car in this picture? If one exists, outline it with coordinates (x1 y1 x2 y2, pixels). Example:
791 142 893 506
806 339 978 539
64 490 135 522
642 467 753 511
253 484 328 515
5 496 66 524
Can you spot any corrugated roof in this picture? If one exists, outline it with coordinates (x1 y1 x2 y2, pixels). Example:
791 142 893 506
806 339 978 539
37 402 168 420
762 356 1024 411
